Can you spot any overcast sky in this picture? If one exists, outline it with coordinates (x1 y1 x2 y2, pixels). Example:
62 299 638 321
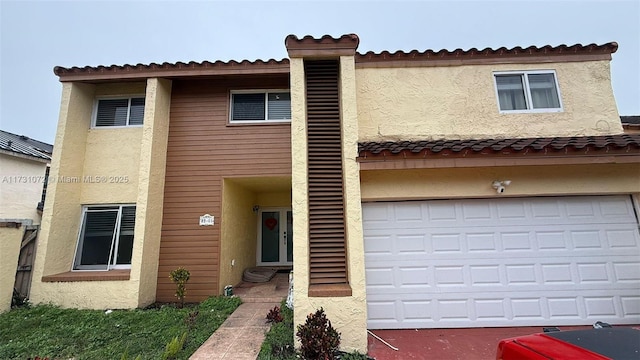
1 0 638 144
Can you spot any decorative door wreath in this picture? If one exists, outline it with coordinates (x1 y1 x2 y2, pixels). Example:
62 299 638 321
264 217 278 231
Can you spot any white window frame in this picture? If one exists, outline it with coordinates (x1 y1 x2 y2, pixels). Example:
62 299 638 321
229 89 291 124
91 95 146 128
493 70 563 114
72 204 136 271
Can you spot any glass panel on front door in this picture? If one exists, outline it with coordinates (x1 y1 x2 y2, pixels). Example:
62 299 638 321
286 210 293 262
261 211 280 263
259 208 292 265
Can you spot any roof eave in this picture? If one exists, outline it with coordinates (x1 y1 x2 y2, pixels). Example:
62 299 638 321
356 51 613 68
54 60 291 82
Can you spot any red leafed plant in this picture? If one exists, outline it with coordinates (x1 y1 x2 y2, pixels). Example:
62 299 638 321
296 308 341 360
266 305 283 324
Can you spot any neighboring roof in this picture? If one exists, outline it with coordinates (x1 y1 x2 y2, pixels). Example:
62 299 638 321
358 134 640 159
621 115 640 131
0 129 53 161
54 33 618 82
620 116 640 124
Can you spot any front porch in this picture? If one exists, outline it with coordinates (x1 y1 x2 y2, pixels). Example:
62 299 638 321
219 176 292 294
233 271 290 303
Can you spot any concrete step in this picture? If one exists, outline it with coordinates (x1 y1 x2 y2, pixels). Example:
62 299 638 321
239 296 286 303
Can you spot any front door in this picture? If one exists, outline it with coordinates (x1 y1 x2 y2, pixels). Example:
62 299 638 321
258 208 293 266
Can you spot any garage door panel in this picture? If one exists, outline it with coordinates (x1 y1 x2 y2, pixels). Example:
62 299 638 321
365 226 640 258
364 196 640 329
363 198 638 231
366 261 640 296
367 291 640 329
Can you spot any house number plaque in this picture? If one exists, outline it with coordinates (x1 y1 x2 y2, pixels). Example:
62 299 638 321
199 214 215 226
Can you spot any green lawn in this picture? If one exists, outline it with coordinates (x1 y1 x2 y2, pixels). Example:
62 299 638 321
0 296 241 360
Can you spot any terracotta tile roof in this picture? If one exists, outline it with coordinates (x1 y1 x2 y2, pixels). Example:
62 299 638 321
54 58 290 82
356 42 618 65
358 134 640 158
285 34 360 46
285 34 360 57
0 129 53 161
55 33 618 81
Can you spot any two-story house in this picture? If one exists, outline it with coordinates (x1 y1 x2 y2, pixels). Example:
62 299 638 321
30 34 640 351
1 130 52 313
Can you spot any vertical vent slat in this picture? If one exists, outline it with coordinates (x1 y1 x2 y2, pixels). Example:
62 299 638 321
305 59 348 286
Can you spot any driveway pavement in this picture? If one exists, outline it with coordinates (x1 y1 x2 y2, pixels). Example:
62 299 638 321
367 326 593 360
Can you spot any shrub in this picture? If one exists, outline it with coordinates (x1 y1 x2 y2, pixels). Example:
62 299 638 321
296 308 340 360
161 332 187 360
266 306 283 324
185 310 199 331
169 267 190 308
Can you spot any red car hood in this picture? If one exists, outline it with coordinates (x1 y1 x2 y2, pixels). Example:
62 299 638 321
498 328 640 360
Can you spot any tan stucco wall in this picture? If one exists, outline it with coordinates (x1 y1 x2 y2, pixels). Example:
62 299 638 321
80 128 141 203
291 56 368 352
30 80 171 309
290 56 311 346
220 179 258 293
0 226 23 313
134 78 172 307
361 163 640 201
357 60 622 141
33 82 93 284
256 191 291 207
0 154 48 223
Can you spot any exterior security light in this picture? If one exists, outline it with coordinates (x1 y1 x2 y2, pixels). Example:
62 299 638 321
492 180 512 194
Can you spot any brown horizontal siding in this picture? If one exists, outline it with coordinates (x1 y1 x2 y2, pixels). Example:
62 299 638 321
157 76 292 303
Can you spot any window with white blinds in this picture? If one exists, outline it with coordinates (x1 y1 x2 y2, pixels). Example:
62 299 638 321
494 71 562 113
94 97 145 127
73 205 136 270
230 91 291 123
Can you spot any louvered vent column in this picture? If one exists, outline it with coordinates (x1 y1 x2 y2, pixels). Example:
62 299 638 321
304 60 349 289
286 34 360 299
286 34 368 350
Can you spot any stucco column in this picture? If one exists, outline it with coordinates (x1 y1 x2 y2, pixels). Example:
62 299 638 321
287 34 368 352
30 82 93 305
133 78 172 307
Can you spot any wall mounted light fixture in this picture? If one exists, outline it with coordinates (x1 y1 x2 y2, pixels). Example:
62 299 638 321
492 180 512 194
252 205 260 213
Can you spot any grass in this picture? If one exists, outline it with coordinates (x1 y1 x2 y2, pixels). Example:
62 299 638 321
0 296 242 360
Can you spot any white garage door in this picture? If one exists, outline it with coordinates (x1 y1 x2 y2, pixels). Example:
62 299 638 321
363 195 640 329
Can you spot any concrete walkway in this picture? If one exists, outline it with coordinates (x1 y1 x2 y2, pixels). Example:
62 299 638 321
189 273 289 360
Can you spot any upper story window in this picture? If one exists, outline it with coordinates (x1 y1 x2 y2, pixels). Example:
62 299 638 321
230 90 291 123
73 205 136 270
93 97 145 127
493 71 562 113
